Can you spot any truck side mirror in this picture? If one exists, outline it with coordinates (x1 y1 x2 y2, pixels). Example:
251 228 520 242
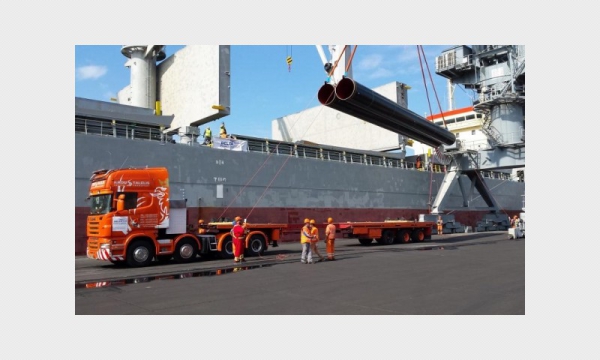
117 194 125 211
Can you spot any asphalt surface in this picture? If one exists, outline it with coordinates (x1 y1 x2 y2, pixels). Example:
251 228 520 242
75 232 525 315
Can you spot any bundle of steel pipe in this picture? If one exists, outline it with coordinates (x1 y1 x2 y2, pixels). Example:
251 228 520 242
318 78 455 148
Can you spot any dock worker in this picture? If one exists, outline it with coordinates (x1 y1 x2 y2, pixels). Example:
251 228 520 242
198 219 207 234
231 216 246 263
203 127 212 146
510 215 518 228
300 218 314 264
220 122 227 138
309 219 325 262
514 216 521 229
325 217 336 261
437 216 444 235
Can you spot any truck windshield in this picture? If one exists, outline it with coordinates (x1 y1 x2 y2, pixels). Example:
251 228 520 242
90 194 112 215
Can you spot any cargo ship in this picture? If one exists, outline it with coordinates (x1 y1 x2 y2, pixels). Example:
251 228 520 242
74 45 525 255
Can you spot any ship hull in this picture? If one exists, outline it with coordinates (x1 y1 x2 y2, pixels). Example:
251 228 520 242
75 133 525 255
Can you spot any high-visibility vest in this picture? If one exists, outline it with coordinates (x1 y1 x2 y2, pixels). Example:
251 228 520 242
301 225 312 243
326 224 336 239
204 128 212 137
310 226 319 242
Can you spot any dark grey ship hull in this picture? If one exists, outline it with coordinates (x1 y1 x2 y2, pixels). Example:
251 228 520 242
75 133 525 255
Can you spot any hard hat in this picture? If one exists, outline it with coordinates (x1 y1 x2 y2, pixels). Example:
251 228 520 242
198 219 204 224
310 219 316 224
304 218 310 224
235 216 242 221
327 217 333 223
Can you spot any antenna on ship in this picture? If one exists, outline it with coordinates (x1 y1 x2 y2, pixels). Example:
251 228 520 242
121 45 166 109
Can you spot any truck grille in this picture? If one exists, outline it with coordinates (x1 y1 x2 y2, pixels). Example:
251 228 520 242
88 219 101 236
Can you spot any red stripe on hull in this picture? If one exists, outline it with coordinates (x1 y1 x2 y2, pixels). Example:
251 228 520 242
74 207 522 255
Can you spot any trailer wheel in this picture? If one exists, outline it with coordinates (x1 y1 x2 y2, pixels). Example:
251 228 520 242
219 236 234 259
358 238 373 245
248 234 266 256
411 229 425 242
381 229 395 245
398 230 411 243
173 238 198 263
126 240 154 267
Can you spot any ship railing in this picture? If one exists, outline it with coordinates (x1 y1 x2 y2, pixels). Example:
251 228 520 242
479 171 513 180
76 117 509 179
75 117 166 142
458 139 493 151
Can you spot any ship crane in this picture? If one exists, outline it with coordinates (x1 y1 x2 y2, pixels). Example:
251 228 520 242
428 45 525 222
316 45 525 225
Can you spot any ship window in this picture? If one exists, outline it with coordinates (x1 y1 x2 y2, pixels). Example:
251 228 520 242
472 130 476 135
116 192 138 210
456 117 465 122
446 118 456 124
466 115 475 120
455 133 460 138
477 114 483 118
434 120 443 126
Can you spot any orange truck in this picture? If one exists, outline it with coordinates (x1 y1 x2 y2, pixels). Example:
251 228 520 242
86 167 286 267
337 220 434 245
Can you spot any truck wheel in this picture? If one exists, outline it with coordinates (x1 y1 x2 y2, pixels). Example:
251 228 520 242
219 236 234 259
398 230 411 243
358 238 373 245
126 240 154 267
173 238 198 263
381 230 395 245
411 229 425 242
248 234 266 256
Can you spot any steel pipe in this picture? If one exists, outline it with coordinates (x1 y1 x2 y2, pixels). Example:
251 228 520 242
318 83 437 145
335 78 456 147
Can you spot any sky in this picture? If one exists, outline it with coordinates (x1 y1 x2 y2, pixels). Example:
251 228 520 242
75 45 475 140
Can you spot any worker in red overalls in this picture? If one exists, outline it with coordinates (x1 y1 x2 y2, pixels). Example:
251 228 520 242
231 216 246 263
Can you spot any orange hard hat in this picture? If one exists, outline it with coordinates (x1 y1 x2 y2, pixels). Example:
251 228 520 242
235 216 242 221
304 218 310 223
327 217 333 223
310 219 316 224
198 219 204 224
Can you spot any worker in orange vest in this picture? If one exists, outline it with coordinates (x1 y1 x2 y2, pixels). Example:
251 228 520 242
198 219 207 234
309 219 325 262
436 216 443 235
231 216 246 263
300 218 314 264
325 217 336 260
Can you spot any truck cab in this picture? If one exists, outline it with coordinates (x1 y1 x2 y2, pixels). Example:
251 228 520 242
86 167 203 267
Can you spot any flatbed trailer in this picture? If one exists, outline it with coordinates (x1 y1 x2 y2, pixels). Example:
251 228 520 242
338 220 434 245
202 221 287 257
